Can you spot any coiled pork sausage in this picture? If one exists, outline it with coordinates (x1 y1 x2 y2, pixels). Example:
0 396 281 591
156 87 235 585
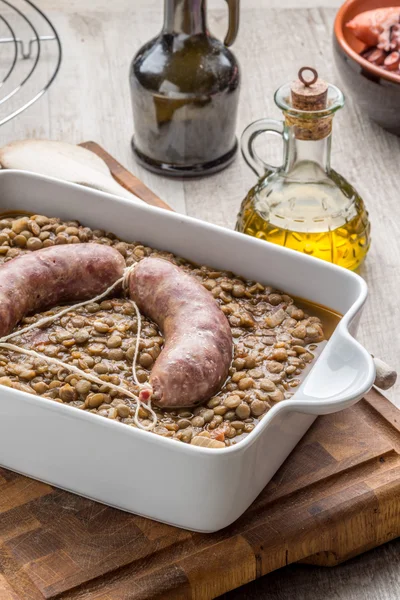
128 257 233 408
0 244 125 337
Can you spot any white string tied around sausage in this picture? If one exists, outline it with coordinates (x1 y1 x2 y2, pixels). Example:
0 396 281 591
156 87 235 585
0 263 159 431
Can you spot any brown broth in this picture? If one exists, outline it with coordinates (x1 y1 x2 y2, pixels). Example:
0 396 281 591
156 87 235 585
295 298 342 339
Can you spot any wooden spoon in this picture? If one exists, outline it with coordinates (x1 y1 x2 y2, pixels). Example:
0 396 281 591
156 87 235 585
372 356 397 390
0 139 142 202
79 141 173 210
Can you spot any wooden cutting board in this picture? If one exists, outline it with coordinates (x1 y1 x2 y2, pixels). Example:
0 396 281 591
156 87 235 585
0 144 399 600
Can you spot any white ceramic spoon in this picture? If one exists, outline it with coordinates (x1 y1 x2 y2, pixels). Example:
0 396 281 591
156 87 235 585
0 139 141 202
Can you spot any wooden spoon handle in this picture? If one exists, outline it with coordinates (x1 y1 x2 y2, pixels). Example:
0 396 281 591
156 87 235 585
79 141 174 212
372 357 397 390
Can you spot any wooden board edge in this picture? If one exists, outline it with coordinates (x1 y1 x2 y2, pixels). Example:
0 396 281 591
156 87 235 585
364 389 400 433
61 481 400 599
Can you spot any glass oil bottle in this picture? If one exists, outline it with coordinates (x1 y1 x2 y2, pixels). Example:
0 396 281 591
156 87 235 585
129 0 240 177
236 68 371 270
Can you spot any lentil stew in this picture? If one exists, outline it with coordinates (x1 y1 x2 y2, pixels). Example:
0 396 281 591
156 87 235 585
0 213 341 448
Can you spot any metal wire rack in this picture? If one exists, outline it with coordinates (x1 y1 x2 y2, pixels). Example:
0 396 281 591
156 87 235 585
0 0 61 126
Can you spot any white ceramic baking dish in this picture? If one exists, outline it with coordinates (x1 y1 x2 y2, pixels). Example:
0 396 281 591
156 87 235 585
0 170 375 532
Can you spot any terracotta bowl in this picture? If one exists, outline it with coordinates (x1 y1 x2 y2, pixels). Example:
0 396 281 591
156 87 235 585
334 0 400 135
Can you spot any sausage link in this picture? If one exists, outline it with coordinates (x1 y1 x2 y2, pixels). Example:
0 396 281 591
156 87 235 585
129 257 233 408
0 244 125 337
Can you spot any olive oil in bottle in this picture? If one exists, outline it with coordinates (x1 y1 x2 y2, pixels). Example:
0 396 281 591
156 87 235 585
236 68 371 270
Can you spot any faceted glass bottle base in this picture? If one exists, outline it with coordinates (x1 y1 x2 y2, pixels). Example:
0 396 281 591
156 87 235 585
131 137 238 178
236 188 371 272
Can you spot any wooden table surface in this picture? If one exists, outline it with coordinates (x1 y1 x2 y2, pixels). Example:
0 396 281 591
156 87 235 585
1 0 399 598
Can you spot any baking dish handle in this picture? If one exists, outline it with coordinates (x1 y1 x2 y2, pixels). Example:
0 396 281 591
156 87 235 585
277 330 376 416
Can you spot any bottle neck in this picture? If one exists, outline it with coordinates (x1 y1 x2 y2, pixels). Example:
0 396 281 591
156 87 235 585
284 127 332 175
163 0 207 36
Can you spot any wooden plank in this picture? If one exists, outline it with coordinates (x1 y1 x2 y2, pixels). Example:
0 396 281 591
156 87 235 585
0 575 21 600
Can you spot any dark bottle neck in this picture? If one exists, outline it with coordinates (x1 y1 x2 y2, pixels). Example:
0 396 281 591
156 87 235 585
163 0 207 36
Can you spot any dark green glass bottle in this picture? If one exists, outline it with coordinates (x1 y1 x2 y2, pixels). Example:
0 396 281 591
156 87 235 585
130 0 240 177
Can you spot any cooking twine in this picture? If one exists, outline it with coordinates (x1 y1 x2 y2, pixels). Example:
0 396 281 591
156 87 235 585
0 263 158 431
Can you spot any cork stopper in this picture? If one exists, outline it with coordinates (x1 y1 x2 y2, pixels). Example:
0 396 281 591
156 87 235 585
291 67 328 110
285 67 332 140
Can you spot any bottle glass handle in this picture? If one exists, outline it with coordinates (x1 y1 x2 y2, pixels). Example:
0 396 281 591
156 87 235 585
240 119 285 179
224 0 240 46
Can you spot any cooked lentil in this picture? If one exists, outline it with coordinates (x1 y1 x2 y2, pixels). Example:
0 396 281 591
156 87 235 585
0 212 339 447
